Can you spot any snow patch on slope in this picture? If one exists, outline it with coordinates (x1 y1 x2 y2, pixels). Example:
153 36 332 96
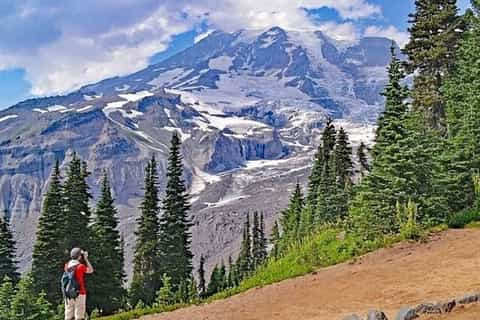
0 115 18 123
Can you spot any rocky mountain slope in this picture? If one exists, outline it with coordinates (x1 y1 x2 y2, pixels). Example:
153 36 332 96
0 27 389 275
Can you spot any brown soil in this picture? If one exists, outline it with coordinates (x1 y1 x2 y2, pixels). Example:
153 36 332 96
143 229 480 320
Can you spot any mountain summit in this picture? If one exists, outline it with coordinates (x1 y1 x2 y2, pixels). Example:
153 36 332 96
0 27 392 274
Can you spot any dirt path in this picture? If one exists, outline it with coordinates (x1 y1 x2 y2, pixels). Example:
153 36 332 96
143 229 480 320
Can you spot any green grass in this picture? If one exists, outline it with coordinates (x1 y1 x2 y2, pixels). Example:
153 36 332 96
95 304 187 320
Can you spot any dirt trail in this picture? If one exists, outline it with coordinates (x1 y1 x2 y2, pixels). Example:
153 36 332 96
143 229 480 320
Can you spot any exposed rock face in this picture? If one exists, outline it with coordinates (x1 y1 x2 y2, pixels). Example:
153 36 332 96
0 26 388 276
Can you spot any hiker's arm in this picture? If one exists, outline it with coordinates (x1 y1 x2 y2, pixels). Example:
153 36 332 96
83 252 94 274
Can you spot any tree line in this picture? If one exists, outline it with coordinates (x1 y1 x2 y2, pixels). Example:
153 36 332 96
275 0 480 254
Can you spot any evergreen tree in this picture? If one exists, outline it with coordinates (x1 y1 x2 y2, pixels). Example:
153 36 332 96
10 275 54 320
279 183 304 245
348 45 444 235
441 1 480 212
334 128 354 188
63 153 91 251
155 274 174 306
236 214 252 280
0 216 18 283
206 265 220 296
130 156 161 306
259 213 268 264
403 0 463 130
307 118 336 206
197 255 206 298
226 256 234 288
270 221 281 259
32 161 65 304
357 142 370 176
158 132 193 289
330 128 354 220
251 212 262 269
89 172 126 315
218 263 227 291
0 276 14 319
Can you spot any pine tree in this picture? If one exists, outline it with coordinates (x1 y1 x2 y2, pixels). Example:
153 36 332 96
330 128 354 220
206 265 220 296
226 256 234 288
279 183 304 246
0 215 18 283
251 212 262 269
89 172 126 315
348 45 444 234
218 263 227 291
155 274 174 306
259 213 268 264
270 221 281 259
236 214 252 281
63 153 91 251
403 0 463 130
159 132 193 289
0 276 14 319
441 1 480 212
32 161 65 304
130 156 161 306
10 275 54 320
307 118 336 206
357 141 370 176
198 255 206 298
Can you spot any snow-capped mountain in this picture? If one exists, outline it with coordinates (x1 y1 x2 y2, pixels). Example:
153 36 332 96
0 27 388 275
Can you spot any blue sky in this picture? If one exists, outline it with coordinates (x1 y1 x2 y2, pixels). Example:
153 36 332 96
0 0 472 110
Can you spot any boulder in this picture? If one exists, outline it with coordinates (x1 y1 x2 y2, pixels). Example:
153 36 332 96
395 307 418 320
440 299 456 313
366 310 388 320
456 293 480 305
414 303 441 315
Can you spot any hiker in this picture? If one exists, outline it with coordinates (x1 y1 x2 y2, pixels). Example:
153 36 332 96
63 248 94 320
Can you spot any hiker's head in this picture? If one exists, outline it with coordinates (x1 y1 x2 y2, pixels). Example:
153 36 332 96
70 247 83 261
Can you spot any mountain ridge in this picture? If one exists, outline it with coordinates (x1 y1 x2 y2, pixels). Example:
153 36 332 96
0 26 388 276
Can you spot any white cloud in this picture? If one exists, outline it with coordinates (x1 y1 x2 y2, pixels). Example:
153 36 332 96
363 25 410 48
0 0 383 97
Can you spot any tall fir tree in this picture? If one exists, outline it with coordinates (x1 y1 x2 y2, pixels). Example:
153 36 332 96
270 221 281 259
0 216 18 283
279 183 304 246
251 212 267 269
206 265 220 296
357 142 370 176
158 132 193 290
331 128 354 220
403 0 463 130
130 156 161 306
348 45 444 235
89 172 126 315
0 276 14 319
197 255 206 298
63 153 91 251
32 161 65 304
236 214 252 281
259 213 268 264
441 1 480 212
307 118 336 207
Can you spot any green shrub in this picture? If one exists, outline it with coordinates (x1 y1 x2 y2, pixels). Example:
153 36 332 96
448 210 480 228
